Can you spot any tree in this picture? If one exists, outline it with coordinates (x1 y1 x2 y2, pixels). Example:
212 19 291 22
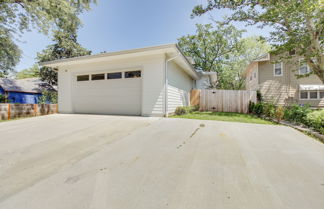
178 23 243 70
0 29 21 77
37 17 91 85
15 64 39 79
192 0 324 83
178 23 244 89
222 36 271 89
0 0 95 75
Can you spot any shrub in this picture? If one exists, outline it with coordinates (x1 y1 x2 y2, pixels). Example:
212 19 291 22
253 102 264 116
275 106 284 122
283 104 312 124
256 90 263 102
263 102 276 118
175 107 187 115
248 101 255 113
174 106 198 115
306 110 324 134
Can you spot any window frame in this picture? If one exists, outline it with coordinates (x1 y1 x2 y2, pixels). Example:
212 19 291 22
299 58 311 75
77 75 90 82
299 90 324 100
125 70 141 79
319 91 324 99
91 73 105 81
273 62 283 77
107 72 122 80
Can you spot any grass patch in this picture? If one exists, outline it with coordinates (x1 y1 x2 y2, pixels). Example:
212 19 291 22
171 111 275 125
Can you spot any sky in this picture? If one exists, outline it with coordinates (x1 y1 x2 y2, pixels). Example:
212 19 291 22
15 0 272 72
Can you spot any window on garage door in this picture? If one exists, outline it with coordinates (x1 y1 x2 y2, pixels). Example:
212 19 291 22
77 75 89 81
107 72 122 79
91 74 105 80
125 71 141 78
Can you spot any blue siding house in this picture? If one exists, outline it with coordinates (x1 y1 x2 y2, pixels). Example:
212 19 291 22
0 78 56 104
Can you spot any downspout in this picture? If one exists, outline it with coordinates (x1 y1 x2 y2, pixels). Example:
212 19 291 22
164 53 180 117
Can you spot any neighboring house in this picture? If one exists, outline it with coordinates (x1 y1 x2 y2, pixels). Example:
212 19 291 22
0 78 56 104
245 53 324 107
41 44 216 116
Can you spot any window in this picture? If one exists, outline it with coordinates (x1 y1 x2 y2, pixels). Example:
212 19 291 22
77 75 89 81
107 72 122 79
273 62 283 76
309 91 318 99
91 74 105 80
300 91 308 99
125 70 141 78
320 91 324 99
299 59 311 75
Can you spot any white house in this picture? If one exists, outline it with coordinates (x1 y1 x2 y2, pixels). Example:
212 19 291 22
41 44 216 117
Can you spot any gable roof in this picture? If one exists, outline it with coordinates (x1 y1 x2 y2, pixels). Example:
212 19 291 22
0 78 56 94
40 44 200 80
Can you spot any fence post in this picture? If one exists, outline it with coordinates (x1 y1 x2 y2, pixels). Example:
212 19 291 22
34 104 37 116
7 103 10 120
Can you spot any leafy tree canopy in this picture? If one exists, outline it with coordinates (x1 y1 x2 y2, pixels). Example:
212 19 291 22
15 63 39 79
192 0 324 83
178 23 270 89
0 0 96 76
37 17 91 85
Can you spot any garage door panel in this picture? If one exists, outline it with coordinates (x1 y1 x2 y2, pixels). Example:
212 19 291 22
72 77 142 115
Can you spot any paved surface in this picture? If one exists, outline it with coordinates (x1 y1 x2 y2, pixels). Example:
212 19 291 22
0 114 324 209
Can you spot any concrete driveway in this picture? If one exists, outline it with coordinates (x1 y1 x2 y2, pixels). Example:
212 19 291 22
0 114 324 209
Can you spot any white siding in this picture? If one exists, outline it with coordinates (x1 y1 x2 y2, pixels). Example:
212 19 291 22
57 69 73 113
167 61 194 114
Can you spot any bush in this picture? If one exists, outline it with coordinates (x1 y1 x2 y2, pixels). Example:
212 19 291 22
263 102 276 118
253 102 264 116
256 90 263 102
306 109 324 134
275 106 284 122
283 104 312 124
174 106 198 115
248 101 255 113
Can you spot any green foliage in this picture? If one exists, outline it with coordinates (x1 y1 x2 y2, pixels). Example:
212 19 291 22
38 90 58 104
275 106 285 122
0 0 95 75
178 23 270 90
0 94 7 103
0 29 21 76
16 64 40 79
174 106 198 116
306 110 324 134
256 90 263 102
172 111 274 125
263 102 276 118
37 18 91 85
192 0 324 83
283 104 312 124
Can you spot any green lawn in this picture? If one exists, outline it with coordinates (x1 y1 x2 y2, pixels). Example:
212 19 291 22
171 111 274 125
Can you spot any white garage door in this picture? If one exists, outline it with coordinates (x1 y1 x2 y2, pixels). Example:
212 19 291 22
72 71 142 115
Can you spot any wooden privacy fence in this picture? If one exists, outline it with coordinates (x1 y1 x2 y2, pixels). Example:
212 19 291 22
0 104 58 120
190 89 257 113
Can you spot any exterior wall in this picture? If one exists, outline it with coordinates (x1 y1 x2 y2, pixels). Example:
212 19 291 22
167 61 194 114
1 86 42 104
196 75 210 89
58 54 166 116
7 92 41 104
245 62 259 91
257 54 324 107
